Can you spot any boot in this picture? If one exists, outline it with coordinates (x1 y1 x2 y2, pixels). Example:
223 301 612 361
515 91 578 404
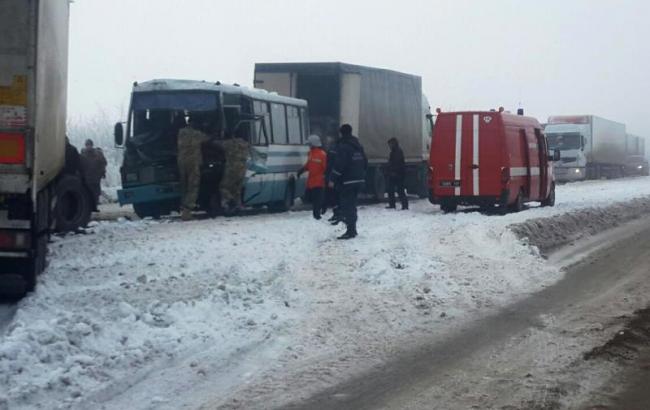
181 208 193 221
386 204 396 209
337 224 357 240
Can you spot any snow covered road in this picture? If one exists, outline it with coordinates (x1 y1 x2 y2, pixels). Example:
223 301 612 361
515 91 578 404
1 177 650 409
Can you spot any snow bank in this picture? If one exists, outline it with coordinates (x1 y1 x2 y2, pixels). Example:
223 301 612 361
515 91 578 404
511 197 650 254
1 177 650 409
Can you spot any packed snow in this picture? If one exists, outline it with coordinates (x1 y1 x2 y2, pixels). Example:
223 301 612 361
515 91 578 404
1 177 650 409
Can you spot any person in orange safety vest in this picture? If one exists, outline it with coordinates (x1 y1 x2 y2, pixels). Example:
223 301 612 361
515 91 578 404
297 135 327 220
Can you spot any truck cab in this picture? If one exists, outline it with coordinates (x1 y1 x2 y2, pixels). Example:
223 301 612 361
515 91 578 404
544 122 589 181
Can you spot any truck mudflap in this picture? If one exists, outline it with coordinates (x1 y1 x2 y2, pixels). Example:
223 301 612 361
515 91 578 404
118 183 180 206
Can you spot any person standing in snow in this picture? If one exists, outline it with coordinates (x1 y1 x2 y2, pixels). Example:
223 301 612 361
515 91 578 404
329 124 367 239
385 137 408 210
177 115 209 221
80 138 108 212
297 135 327 220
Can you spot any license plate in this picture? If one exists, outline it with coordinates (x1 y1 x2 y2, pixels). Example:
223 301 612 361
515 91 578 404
440 180 461 187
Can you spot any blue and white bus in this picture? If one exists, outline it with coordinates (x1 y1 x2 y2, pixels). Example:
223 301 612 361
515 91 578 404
113 79 309 218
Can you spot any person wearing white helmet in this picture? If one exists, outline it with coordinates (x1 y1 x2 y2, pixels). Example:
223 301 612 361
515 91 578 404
297 135 327 219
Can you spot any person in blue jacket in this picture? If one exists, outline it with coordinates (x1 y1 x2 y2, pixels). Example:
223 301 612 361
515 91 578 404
329 124 368 239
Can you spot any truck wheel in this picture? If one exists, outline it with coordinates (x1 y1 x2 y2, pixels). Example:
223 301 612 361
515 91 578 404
417 165 429 199
372 168 386 202
440 200 457 213
541 184 556 207
24 234 47 293
510 190 524 212
54 175 92 232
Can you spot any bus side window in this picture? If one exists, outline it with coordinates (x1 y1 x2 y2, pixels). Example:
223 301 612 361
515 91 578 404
287 106 301 144
271 103 287 144
299 107 309 143
253 100 271 145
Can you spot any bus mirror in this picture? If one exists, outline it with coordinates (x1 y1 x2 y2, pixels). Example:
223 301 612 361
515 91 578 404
426 113 434 120
114 122 124 146
553 149 561 161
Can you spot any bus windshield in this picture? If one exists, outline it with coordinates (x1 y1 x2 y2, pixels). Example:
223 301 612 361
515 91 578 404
127 92 222 163
546 132 582 150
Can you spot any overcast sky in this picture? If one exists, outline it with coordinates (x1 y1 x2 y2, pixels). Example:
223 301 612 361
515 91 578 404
68 0 650 135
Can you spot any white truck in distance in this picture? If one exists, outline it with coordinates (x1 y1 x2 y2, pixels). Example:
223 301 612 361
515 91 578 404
545 115 627 182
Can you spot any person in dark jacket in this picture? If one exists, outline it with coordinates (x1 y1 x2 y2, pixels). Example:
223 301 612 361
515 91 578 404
385 137 408 210
80 139 108 212
329 124 367 239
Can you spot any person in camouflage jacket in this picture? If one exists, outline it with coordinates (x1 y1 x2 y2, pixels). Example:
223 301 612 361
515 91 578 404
177 119 209 220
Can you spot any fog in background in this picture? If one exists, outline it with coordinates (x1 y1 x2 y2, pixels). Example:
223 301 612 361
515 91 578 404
67 0 650 145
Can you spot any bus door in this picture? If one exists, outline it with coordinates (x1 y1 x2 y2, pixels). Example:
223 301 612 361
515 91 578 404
243 102 273 205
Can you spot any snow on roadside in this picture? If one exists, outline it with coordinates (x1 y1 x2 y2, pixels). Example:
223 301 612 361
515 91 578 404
1 177 650 410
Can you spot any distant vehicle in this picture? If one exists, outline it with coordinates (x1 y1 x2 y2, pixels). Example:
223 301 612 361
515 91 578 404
254 62 434 200
428 109 557 213
114 79 309 218
1 0 94 295
545 115 627 181
623 155 649 177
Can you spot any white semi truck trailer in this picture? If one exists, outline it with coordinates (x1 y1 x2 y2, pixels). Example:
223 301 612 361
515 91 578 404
254 62 434 199
545 115 627 181
0 0 92 295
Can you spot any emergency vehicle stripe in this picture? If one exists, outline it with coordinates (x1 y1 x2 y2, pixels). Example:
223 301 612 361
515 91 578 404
454 115 462 196
472 114 479 196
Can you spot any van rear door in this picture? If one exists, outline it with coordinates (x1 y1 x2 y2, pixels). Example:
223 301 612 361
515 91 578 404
433 112 502 197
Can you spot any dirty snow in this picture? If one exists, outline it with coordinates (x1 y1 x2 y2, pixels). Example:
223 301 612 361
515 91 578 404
1 176 650 409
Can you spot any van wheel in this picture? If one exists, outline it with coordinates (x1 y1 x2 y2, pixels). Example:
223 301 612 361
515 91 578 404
510 190 524 212
541 184 556 207
54 175 92 232
440 200 457 213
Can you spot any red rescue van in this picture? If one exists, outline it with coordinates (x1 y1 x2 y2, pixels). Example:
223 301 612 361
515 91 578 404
428 110 557 213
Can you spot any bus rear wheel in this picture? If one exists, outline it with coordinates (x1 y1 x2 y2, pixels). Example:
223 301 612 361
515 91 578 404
134 202 165 219
269 181 294 213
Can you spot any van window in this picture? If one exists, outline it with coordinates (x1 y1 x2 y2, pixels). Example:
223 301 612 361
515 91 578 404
271 103 287 144
253 100 271 145
287 106 301 144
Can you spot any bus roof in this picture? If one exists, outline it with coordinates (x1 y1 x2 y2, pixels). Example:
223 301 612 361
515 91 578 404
132 79 308 107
